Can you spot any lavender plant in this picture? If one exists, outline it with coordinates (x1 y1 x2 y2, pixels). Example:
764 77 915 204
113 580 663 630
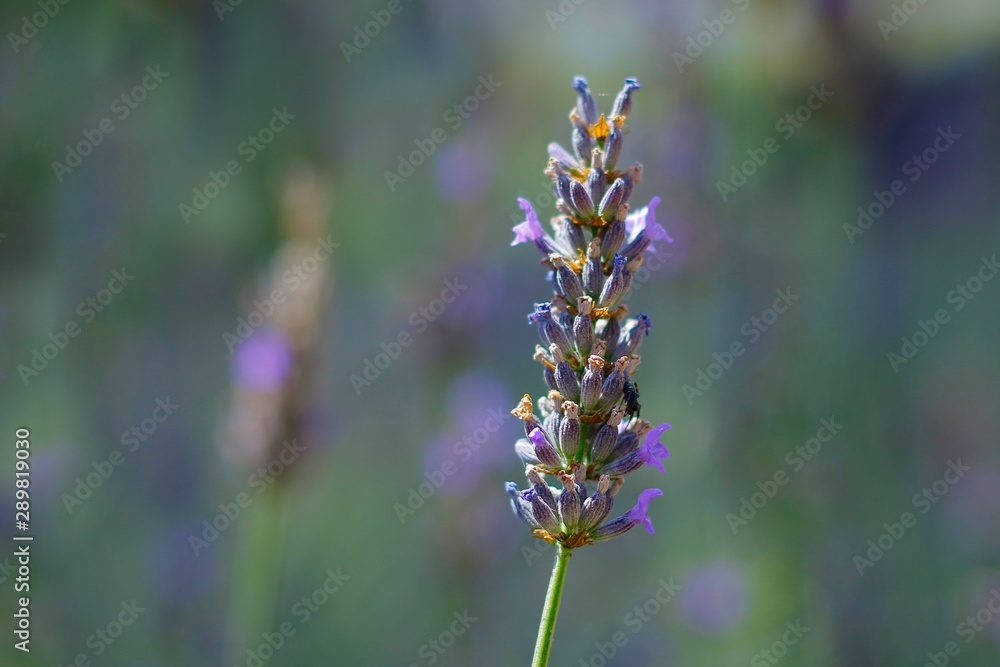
505 76 673 667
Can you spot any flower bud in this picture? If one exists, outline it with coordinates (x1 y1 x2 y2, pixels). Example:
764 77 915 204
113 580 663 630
610 78 641 120
551 219 574 259
573 296 595 357
597 357 630 412
578 475 613 530
550 345 581 403
619 173 635 208
590 406 625 462
580 355 605 413
526 466 557 509
582 239 604 297
555 173 574 208
602 119 624 171
558 475 581 532
619 233 651 260
529 427 562 467
545 390 565 412
598 255 632 308
530 302 574 359
608 430 639 462
507 482 537 527
543 407 562 449
601 219 626 260
572 125 593 167
530 493 562 534
549 254 584 303
570 180 595 219
589 514 633 541
586 167 606 211
598 177 626 221
558 401 581 459
598 451 643 476
572 76 599 126
543 365 557 392
591 488 662 539
565 219 587 253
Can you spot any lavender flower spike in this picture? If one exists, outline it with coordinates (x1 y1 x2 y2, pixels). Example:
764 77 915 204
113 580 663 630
502 76 679 667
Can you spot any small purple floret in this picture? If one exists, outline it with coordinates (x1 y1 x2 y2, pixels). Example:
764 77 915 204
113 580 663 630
625 196 673 252
638 423 671 473
511 198 544 246
629 488 664 534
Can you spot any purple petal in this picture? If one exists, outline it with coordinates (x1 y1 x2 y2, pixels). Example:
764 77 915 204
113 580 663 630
528 428 547 448
624 197 673 252
638 423 672 473
629 488 664 534
511 198 545 246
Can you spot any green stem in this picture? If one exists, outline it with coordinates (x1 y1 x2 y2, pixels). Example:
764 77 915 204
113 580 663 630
224 487 289 664
531 544 572 667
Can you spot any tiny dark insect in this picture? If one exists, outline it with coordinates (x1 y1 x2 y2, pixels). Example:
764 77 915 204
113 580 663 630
621 381 641 420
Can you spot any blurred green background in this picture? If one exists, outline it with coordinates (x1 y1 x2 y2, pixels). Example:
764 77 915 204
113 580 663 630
2 0 1000 665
